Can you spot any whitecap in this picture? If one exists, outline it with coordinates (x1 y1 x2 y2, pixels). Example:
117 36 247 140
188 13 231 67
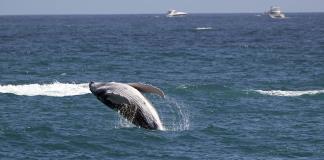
0 82 91 97
254 89 324 97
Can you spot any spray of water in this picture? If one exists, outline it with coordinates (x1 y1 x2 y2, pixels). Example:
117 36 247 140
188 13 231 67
161 96 190 131
112 96 190 131
114 112 135 129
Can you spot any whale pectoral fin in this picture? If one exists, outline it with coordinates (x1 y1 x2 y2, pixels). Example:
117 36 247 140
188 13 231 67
105 91 131 105
128 83 165 98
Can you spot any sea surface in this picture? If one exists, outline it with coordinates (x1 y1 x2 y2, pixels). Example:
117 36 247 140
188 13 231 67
0 13 324 159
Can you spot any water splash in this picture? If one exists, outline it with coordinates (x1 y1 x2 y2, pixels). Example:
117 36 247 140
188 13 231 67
113 96 190 131
0 82 90 97
162 96 190 131
114 113 134 129
254 89 324 97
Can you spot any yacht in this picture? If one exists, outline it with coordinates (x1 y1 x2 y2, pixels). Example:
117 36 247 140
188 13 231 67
268 6 285 19
166 10 187 17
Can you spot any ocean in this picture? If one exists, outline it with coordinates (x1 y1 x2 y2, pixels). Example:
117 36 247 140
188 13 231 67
0 13 324 159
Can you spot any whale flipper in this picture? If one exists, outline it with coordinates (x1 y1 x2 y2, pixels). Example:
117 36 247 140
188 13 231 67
105 91 130 105
128 83 165 98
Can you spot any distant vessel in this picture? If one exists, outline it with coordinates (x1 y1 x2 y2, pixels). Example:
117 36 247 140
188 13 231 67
166 10 187 17
268 6 285 19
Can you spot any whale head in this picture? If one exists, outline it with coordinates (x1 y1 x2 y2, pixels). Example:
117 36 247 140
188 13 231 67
89 81 115 97
89 81 103 95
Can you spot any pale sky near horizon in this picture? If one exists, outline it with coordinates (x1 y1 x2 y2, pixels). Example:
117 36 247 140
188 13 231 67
1 0 324 15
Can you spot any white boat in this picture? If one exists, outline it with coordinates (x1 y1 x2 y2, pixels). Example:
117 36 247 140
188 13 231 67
166 10 187 17
268 6 285 19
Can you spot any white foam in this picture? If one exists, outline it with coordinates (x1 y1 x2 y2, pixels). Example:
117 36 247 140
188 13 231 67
195 27 213 30
254 89 324 97
0 82 91 97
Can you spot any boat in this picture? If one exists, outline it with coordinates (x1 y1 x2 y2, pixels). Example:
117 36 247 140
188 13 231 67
166 10 187 17
268 6 285 19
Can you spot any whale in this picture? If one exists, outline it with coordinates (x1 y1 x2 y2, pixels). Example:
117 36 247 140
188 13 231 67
89 81 165 130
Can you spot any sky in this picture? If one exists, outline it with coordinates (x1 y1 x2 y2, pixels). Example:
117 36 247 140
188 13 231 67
1 0 324 15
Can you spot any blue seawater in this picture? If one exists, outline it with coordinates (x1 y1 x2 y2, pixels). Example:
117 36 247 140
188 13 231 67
0 13 324 159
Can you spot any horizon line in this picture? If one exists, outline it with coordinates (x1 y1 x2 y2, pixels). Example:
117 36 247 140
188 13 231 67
0 11 323 16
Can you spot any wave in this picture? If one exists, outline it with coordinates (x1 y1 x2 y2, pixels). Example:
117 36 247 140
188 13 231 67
0 82 91 97
2 82 323 98
176 84 324 97
254 89 324 97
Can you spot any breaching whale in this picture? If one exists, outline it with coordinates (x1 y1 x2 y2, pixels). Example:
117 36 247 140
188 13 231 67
89 81 165 130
